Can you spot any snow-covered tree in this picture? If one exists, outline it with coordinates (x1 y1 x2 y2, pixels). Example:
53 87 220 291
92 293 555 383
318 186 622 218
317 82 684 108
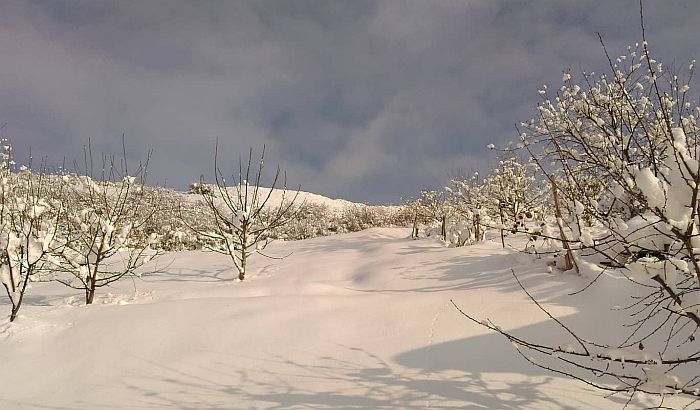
1 144 63 321
53 152 160 304
467 18 700 401
418 189 452 241
481 157 548 247
447 173 490 245
192 144 299 281
401 198 428 239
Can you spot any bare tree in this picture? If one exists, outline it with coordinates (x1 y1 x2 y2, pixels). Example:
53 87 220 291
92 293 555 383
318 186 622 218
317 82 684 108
192 144 299 281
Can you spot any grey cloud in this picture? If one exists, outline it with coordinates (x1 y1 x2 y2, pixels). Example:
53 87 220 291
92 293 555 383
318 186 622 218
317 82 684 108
1 0 699 203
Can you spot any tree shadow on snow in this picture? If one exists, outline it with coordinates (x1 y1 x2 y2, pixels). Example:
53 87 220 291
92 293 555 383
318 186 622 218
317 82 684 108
141 265 233 283
348 249 584 308
107 333 624 410
0 326 655 410
0 293 54 307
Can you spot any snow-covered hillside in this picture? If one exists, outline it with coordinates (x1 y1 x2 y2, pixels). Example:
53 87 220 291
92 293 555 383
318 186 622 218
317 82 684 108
244 186 360 212
188 184 394 212
0 228 685 409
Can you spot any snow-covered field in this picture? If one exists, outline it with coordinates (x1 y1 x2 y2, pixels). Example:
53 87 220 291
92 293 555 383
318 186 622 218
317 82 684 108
0 228 684 409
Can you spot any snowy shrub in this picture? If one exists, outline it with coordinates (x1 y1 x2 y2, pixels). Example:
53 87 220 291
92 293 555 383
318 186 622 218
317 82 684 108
265 202 410 240
480 158 549 247
188 182 213 195
337 204 389 232
130 186 205 251
267 202 332 240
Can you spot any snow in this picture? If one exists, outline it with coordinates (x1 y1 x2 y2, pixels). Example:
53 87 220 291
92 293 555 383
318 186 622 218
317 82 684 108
635 167 665 211
0 228 688 409
639 368 681 395
580 228 594 247
184 185 394 218
223 186 361 212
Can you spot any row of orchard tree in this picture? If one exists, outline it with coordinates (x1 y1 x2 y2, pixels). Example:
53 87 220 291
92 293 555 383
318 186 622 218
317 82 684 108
0 145 161 321
0 141 417 322
429 30 700 400
3 10 700 400
412 39 700 311
410 156 547 250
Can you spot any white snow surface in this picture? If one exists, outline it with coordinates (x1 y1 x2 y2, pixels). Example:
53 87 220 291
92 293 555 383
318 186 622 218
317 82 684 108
190 185 363 212
0 228 685 409
246 186 360 211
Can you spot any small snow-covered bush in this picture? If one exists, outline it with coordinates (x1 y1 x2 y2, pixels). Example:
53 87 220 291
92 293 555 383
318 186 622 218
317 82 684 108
188 182 212 195
267 202 332 240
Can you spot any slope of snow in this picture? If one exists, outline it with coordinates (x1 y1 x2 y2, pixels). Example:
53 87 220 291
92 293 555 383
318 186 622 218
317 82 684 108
0 228 685 409
248 186 360 212
187 185 362 212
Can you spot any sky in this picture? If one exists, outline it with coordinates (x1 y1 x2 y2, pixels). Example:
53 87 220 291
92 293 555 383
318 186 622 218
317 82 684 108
1 0 699 204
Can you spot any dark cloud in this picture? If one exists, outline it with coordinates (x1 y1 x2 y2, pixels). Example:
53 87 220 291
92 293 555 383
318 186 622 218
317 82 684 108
1 0 699 203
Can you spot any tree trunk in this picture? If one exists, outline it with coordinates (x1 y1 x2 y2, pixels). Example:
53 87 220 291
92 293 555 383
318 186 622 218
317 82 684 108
239 221 248 281
412 214 419 239
86 278 96 305
86 265 99 304
10 304 19 322
550 177 579 274
9 266 29 322
440 216 447 241
474 214 482 242
239 250 247 281
499 204 506 248
86 244 106 305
